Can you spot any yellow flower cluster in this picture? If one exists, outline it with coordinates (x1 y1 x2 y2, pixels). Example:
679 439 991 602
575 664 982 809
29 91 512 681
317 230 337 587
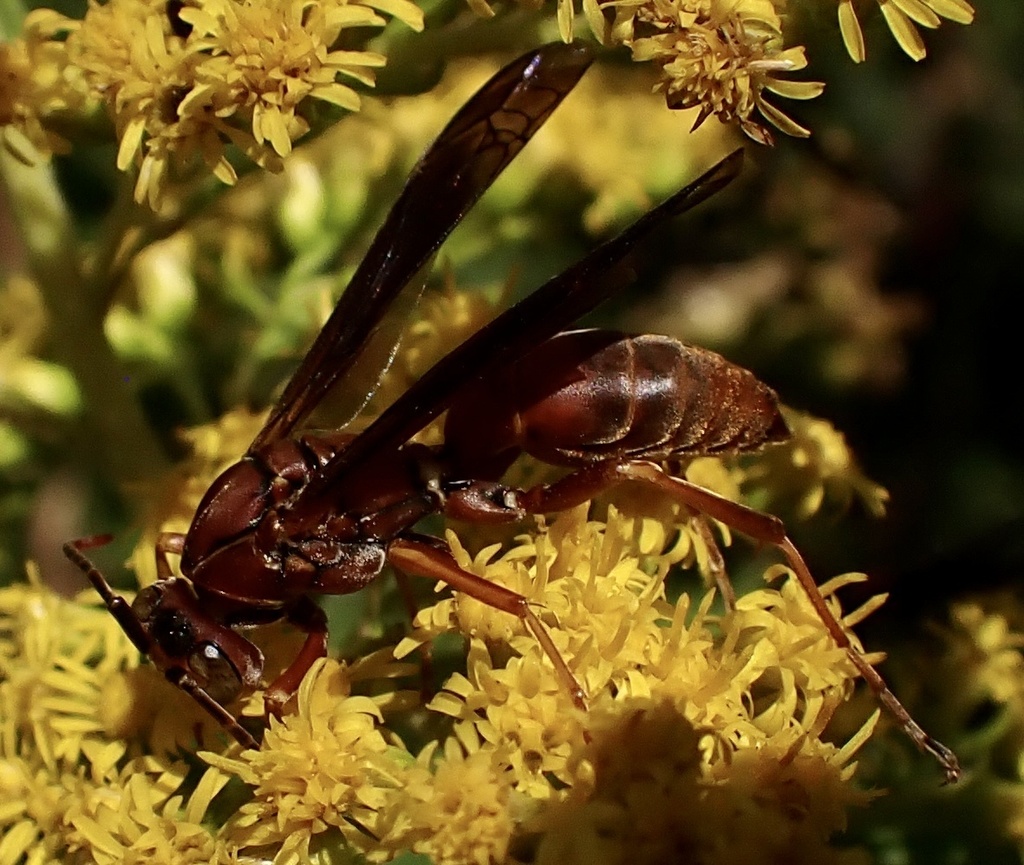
745 409 891 521
0 0 978 213
520 0 822 145
460 0 976 143
2 444 892 862
203 659 406 861
0 566 231 863
1 0 423 208
0 10 82 164
607 0 823 144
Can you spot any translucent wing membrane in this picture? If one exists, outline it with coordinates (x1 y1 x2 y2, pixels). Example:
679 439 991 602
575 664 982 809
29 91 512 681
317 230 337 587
250 41 595 451
285 149 745 527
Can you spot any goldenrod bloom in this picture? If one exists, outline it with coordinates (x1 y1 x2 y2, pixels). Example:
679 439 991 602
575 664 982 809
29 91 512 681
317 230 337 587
61 0 422 206
611 0 824 143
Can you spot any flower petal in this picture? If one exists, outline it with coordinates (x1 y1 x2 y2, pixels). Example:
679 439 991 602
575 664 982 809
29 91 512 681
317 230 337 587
839 0 866 62
558 0 575 43
880 0 927 60
766 78 825 100
757 96 811 138
926 0 974 22
892 0 941 29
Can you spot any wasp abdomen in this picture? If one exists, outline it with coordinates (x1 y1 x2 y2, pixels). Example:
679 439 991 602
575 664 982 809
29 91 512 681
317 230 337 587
444 329 789 471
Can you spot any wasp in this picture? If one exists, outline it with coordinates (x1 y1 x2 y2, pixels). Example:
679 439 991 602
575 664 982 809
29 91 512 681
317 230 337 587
65 41 959 782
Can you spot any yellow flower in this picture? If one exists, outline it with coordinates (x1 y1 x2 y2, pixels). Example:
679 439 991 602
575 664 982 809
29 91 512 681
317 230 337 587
495 0 821 143
0 566 142 769
65 0 423 207
410 501 885 817
184 0 419 159
744 408 890 521
407 508 671 784
837 0 975 62
614 0 824 143
0 663 230 865
0 708 67 865
63 746 230 864
204 657 407 861
0 10 80 163
379 737 523 865
535 700 877 865
931 599 1024 722
66 0 220 208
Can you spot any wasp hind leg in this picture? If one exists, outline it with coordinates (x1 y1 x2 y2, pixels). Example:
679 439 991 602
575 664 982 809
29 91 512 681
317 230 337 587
516 458 961 783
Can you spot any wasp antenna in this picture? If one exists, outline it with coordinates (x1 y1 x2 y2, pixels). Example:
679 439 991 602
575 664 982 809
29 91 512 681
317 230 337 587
63 541 115 598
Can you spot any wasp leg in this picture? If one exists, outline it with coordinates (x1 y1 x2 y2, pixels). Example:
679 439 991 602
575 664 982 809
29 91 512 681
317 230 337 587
261 596 329 718
690 513 734 610
518 458 961 783
156 531 186 579
515 461 736 608
387 536 587 710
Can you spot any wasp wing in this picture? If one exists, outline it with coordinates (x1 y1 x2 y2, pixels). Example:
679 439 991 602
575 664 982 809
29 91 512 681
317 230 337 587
296 253 437 434
250 41 595 452
285 149 745 526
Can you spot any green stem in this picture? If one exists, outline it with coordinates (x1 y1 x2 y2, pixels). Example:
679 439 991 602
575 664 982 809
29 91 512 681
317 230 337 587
0 151 170 489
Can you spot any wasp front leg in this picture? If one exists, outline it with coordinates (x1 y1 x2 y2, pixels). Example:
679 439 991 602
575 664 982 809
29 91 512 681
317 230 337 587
156 532 186 579
260 596 329 718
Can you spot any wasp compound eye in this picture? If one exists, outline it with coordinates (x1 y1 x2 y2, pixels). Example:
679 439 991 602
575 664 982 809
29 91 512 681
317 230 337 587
189 642 243 704
152 608 196 659
131 584 164 621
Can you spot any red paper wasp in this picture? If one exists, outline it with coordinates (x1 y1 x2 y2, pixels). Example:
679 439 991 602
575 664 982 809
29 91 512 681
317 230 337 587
66 41 959 782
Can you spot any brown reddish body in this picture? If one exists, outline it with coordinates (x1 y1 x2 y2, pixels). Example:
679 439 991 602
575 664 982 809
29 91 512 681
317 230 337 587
64 42 960 783
178 329 789 618
443 330 789 477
